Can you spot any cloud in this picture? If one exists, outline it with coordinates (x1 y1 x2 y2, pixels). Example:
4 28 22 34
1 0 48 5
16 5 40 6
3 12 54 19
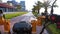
25 0 37 11
2 0 8 2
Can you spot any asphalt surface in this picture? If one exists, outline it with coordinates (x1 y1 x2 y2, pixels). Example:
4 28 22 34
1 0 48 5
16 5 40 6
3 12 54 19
10 12 36 34
0 12 49 34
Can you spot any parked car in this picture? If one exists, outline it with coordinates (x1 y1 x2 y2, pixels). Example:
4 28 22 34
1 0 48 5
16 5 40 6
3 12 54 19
12 21 32 34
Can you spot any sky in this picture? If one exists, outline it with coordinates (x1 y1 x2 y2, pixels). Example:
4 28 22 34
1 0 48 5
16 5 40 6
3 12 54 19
2 0 60 15
2 0 43 11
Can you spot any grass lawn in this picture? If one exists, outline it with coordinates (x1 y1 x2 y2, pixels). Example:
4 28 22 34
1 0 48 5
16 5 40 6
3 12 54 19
5 12 27 19
48 24 60 34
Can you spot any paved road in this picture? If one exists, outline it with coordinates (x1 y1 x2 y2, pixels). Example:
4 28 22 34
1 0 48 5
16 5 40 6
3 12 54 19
10 12 36 34
10 12 49 34
0 12 49 34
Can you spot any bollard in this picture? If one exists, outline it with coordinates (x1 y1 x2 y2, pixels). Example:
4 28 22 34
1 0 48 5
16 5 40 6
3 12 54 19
4 20 10 34
0 17 10 34
36 16 42 26
31 20 36 33
36 16 43 34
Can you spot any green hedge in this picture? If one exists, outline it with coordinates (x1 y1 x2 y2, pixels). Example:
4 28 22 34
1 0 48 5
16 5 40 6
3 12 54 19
48 24 60 34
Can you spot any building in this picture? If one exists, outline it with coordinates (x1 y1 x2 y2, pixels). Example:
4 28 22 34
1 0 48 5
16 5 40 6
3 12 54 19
7 1 17 7
7 0 26 11
0 3 15 12
20 1 25 11
12 0 15 1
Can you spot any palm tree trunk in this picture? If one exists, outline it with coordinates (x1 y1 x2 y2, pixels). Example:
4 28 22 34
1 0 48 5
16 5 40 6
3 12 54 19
44 7 47 15
38 9 40 14
51 6 53 15
50 0 57 15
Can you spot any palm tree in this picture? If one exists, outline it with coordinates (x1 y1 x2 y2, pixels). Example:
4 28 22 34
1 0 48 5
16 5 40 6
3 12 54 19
32 5 38 17
42 0 58 15
32 6 37 13
50 0 57 14
32 1 43 16
16 4 21 11
41 0 52 15
40 0 57 34
36 1 43 14
32 0 57 16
